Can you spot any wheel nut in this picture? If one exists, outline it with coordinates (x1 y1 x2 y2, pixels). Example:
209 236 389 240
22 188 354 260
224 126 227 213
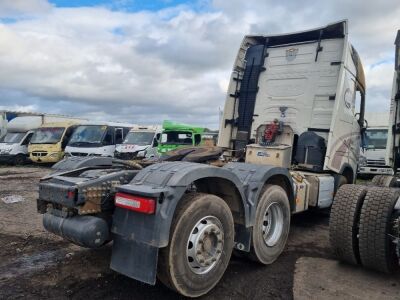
199 259 205 263
197 250 202 255
217 250 221 254
216 231 221 235
198 240 203 244
211 258 217 262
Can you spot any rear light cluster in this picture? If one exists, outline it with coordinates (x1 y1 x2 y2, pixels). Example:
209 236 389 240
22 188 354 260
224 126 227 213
115 192 156 214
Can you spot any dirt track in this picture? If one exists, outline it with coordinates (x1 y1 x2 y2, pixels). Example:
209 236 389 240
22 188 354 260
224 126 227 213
0 165 388 299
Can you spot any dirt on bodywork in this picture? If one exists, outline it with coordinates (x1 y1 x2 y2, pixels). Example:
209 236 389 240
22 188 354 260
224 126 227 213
0 166 373 299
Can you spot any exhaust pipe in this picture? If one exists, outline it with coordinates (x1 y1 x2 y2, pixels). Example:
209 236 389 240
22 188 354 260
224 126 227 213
43 213 110 248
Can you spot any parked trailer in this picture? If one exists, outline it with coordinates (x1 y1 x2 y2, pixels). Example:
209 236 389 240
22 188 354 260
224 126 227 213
330 30 400 273
38 20 367 297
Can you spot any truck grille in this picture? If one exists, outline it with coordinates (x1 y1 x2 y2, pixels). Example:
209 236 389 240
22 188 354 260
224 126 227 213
32 151 48 157
366 159 385 167
71 152 88 157
115 152 137 160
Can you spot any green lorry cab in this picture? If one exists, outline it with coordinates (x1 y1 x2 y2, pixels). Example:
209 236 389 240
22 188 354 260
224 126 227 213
157 120 205 154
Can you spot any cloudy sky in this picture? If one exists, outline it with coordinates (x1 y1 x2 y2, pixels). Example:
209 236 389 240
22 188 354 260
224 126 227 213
0 0 398 129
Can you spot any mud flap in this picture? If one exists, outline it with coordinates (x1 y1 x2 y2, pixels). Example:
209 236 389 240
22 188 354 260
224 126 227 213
110 235 158 285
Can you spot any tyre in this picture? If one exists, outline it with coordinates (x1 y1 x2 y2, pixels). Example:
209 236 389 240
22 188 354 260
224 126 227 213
371 175 384 186
329 184 368 265
14 154 26 165
371 175 397 187
359 187 400 273
157 193 234 297
248 184 291 264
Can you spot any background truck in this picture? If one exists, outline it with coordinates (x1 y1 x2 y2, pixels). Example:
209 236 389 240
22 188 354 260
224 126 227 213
329 30 400 274
0 110 43 140
157 120 205 154
357 112 393 177
0 115 81 165
114 125 161 160
65 122 134 157
37 20 366 297
29 119 85 164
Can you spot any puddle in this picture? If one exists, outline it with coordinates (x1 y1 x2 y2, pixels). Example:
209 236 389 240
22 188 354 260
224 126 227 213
1 195 25 204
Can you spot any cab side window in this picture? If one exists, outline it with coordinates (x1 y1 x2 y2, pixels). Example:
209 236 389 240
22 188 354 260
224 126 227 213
115 128 124 144
21 132 34 146
103 128 114 145
194 134 201 145
62 127 74 148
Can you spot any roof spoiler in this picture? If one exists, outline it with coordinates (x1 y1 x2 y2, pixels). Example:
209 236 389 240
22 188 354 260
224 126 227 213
247 20 347 47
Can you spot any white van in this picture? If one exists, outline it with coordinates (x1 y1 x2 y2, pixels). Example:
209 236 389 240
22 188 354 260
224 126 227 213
115 125 161 160
0 115 83 164
65 122 135 157
0 111 43 140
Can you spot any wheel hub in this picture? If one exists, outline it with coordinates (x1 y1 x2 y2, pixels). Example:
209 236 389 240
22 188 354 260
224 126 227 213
262 202 284 247
187 216 224 274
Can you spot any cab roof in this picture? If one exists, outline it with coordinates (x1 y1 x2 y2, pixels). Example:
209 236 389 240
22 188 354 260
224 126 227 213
162 120 205 134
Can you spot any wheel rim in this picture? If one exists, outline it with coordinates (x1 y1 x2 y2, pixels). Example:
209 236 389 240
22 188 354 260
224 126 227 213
262 202 284 247
186 216 224 274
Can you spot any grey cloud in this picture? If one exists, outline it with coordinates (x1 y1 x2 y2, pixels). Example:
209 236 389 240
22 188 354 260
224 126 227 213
0 0 398 129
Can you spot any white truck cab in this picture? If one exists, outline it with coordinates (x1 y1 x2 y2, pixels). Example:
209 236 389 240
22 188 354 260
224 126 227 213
0 116 48 164
65 122 135 157
219 20 366 184
115 125 161 160
358 112 393 176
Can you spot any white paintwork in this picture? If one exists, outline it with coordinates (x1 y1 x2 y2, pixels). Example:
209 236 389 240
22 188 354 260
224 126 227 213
386 69 400 168
0 115 85 161
358 112 392 175
218 20 365 180
317 176 335 208
114 125 161 158
66 145 116 157
65 122 136 157
0 131 33 157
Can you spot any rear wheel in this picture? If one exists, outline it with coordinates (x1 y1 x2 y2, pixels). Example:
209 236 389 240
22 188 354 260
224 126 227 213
157 193 234 297
358 187 400 273
329 184 367 265
248 184 290 264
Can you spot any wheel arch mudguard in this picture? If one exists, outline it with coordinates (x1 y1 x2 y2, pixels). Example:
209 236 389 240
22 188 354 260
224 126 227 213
110 161 294 285
223 162 295 225
112 162 248 248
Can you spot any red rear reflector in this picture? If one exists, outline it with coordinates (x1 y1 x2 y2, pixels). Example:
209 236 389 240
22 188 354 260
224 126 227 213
67 190 75 199
115 192 156 214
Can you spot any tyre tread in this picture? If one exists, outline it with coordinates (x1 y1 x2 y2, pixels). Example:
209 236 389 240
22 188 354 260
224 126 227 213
329 184 368 265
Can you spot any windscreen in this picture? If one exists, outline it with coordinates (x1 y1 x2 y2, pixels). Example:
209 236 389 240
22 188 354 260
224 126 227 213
365 129 387 149
161 132 193 145
0 132 25 143
123 131 155 146
30 127 64 144
68 125 107 146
